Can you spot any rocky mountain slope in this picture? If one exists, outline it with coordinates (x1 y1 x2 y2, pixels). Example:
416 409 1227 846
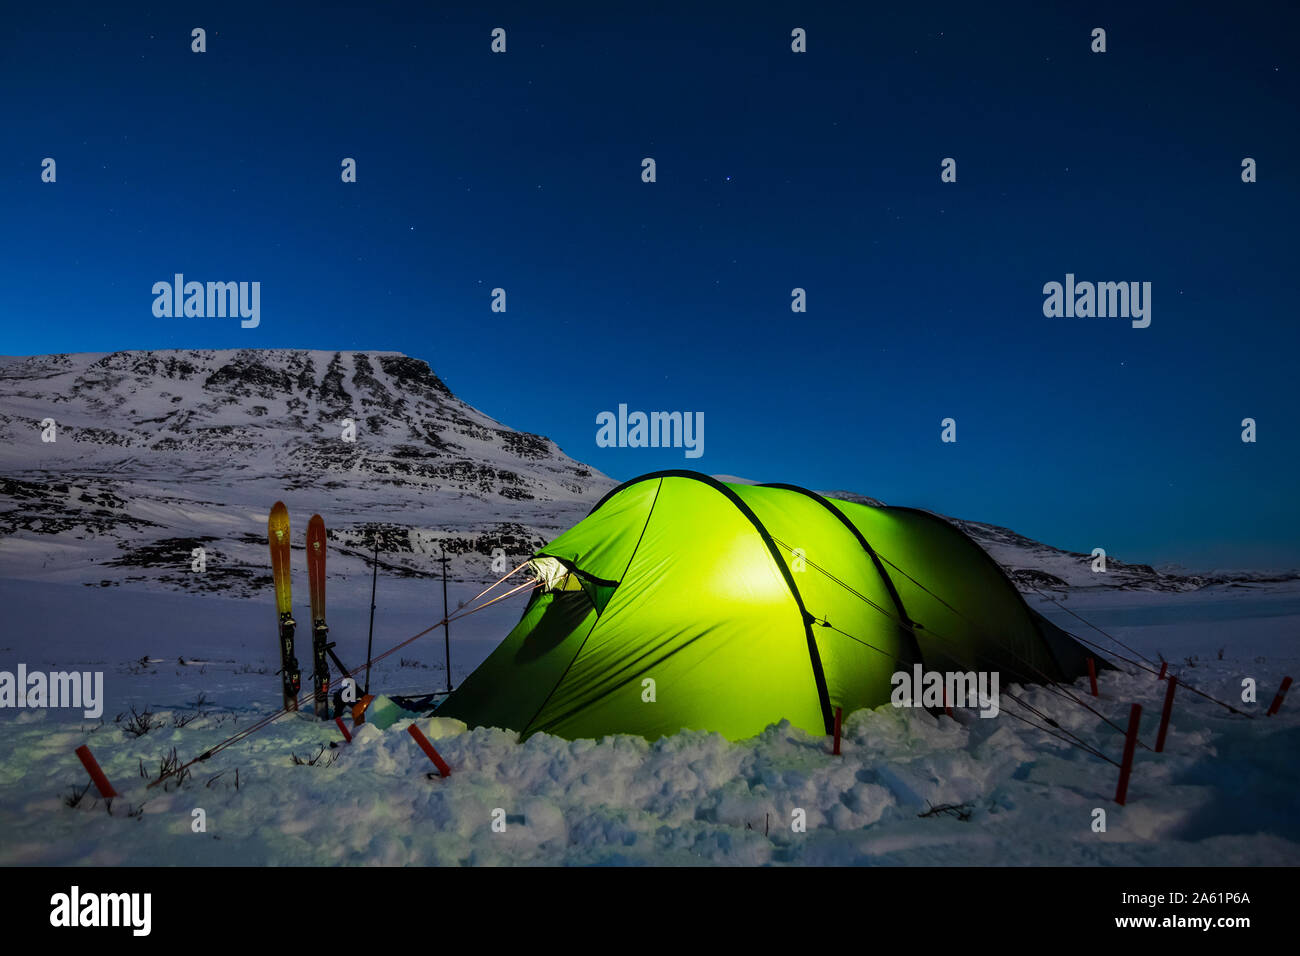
0 349 1289 602
0 349 612 600
941 515 1295 593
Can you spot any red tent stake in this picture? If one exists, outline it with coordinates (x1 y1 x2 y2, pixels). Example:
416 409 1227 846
1155 676 1178 753
1157 661 1167 680
407 724 451 777
1267 676 1293 716
335 716 352 743
1087 657 1098 697
1114 703 1142 805
74 745 118 799
832 706 842 755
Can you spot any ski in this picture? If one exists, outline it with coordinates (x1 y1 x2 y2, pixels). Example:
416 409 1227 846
269 501 300 711
306 513 330 719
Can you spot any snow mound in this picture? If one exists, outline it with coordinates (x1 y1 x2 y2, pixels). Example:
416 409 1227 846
4 649 1296 866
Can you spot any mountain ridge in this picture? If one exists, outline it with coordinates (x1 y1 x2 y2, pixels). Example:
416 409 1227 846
0 348 613 597
0 348 1292 599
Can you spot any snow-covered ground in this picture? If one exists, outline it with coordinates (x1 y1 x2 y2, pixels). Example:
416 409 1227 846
1 578 1296 866
2 349 1295 865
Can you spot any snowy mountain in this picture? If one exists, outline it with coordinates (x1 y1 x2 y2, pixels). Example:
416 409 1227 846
0 349 612 600
762 488 1294 593
942 516 1298 593
0 349 1289 601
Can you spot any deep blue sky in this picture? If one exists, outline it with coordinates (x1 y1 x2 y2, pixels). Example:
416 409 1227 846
2 2 1297 569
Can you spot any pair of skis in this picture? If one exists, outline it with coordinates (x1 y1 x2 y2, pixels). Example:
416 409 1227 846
268 502 332 718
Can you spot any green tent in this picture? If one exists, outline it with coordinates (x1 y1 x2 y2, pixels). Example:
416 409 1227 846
437 471 1100 741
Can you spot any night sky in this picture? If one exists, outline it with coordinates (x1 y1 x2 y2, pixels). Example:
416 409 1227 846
2 2 1297 569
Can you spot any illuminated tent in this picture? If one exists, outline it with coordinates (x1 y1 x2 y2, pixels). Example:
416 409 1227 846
437 471 1098 740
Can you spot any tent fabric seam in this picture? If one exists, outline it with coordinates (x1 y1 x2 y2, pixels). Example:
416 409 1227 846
586 470 835 735
758 482 925 668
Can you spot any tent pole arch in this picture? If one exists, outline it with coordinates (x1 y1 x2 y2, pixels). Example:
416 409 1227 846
759 482 924 666
587 470 835 733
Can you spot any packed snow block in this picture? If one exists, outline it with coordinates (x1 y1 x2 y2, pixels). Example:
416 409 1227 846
363 695 406 731
423 716 467 739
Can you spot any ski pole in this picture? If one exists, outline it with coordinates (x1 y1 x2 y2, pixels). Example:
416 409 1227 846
365 537 378 695
441 544 451 692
